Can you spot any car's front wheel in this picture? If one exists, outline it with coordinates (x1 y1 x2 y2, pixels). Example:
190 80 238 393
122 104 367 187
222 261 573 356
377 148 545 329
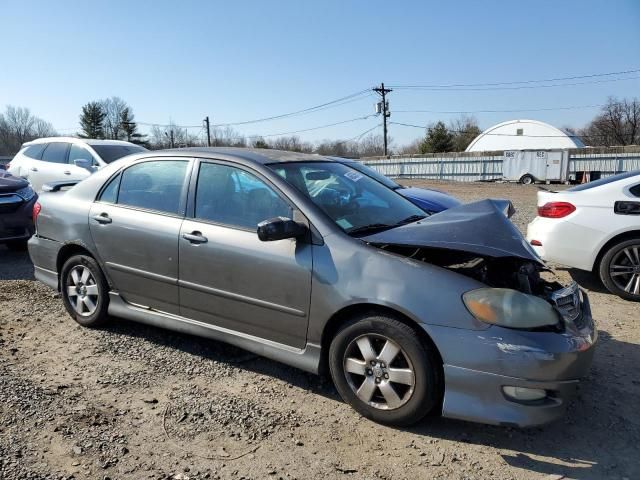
599 238 640 302
61 254 111 327
329 313 441 426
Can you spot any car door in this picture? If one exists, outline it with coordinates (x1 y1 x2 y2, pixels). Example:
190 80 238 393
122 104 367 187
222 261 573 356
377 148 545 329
29 142 70 191
89 158 191 314
178 160 313 348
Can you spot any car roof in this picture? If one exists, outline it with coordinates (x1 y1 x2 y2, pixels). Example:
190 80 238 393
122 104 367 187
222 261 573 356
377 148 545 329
159 147 338 165
24 137 142 147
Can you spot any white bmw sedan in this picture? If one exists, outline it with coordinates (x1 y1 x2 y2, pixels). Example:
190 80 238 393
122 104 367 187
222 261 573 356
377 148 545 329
527 171 640 301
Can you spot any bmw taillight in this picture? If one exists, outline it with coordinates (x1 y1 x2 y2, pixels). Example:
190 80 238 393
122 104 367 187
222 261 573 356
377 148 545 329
538 202 576 218
32 201 41 224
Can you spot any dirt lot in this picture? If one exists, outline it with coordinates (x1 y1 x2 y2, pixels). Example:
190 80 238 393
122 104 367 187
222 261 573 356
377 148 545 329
1 182 638 480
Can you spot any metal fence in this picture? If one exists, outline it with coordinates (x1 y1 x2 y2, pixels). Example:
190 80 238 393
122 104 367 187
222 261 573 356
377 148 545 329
360 147 640 182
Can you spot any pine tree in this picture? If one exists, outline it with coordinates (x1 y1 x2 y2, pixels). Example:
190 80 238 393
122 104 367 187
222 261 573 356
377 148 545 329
120 107 148 147
419 121 454 153
78 102 105 139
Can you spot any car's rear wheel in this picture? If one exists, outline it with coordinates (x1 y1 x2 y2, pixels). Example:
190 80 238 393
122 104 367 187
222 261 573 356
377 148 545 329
328 313 441 426
520 174 535 185
599 238 640 302
61 254 111 326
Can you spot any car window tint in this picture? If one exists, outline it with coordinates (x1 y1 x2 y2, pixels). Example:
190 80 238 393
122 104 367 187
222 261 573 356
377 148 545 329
117 160 188 215
631 184 640 197
68 145 96 165
99 173 121 203
24 144 46 160
41 143 69 164
195 163 292 229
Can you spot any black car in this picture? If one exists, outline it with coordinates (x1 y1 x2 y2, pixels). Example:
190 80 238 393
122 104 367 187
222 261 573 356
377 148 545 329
0 172 37 249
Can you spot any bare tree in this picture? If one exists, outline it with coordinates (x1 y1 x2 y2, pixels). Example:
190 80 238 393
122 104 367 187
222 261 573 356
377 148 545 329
580 97 640 146
101 96 128 140
0 105 56 155
268 135 313 153
448 115 481 152
211 126 247 147
358 134 386 157
149 123 202 149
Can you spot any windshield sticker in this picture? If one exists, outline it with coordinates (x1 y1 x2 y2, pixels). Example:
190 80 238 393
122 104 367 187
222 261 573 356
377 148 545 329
344 171 364 182
336 218 353 229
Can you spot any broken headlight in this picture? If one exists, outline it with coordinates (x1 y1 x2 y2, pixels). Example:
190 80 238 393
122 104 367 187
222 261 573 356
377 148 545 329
463 288 559 329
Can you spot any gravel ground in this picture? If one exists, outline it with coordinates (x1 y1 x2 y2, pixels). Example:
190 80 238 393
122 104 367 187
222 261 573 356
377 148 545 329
1 182 639 480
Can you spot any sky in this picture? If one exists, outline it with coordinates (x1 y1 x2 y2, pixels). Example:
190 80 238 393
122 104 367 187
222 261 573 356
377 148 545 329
1 0 639 147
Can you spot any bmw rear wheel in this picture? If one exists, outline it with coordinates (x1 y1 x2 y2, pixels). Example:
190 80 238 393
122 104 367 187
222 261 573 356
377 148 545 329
329 313 441 426
600 239 640 302
61 255 111 327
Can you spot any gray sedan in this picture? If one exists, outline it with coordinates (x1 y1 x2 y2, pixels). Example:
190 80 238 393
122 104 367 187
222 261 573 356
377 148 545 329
28 148 596 427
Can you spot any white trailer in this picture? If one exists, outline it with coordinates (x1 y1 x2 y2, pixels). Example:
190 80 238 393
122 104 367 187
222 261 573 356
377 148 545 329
502 150 570 184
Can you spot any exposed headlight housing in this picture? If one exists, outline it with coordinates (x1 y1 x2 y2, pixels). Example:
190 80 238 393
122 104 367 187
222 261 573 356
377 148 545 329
463 288 559 329
15 185 36 201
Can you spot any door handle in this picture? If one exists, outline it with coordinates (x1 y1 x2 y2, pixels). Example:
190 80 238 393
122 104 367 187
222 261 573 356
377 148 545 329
30 167 38 172
63 170 71 175
92 213 112 224
182 231 208 244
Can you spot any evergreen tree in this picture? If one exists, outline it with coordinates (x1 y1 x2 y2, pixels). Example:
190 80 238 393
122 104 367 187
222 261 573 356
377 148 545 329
419 121 454 153
78 102 105 139
120 107 148 146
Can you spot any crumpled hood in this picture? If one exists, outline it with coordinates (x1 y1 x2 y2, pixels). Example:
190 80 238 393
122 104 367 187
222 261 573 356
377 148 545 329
362 199 542 263
0 172 28 193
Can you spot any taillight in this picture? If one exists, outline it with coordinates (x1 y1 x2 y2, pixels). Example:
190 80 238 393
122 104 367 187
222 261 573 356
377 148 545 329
5 162 11 170
538 202 576 218
32 201 41 224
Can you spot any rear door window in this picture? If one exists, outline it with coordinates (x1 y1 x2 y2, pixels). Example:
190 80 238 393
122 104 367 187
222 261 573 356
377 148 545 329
116 160 189 215
23 144 46 160
41 143 70 164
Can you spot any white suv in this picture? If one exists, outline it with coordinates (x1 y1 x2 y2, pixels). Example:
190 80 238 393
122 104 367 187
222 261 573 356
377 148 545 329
7 137 147 191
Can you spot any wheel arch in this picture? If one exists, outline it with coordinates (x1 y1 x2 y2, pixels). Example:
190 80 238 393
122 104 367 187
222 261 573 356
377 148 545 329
319 303 444 377
56 242 109 289
592 229 640 273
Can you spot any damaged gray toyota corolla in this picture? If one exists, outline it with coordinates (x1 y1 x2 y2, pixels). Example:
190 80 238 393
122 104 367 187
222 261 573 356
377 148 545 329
28 148 596 427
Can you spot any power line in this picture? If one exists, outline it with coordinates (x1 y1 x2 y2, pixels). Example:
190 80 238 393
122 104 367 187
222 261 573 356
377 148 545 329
388 67 640 90
393 104 607 114
209 89 372 127
390 75 640 92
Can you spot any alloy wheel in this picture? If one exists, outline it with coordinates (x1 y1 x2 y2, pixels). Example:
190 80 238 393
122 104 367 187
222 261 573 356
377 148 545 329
66 265 100 316
609 245 640 296
343 334 416 410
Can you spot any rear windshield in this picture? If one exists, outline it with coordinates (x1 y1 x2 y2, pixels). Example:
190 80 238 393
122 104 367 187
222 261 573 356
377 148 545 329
568 170 640 191
90 144 146 164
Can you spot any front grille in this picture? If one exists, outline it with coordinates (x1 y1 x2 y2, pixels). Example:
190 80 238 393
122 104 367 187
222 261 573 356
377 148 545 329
550 282 584 327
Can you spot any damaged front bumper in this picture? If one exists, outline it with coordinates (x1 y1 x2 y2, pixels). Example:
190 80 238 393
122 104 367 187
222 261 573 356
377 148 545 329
424 289 597 427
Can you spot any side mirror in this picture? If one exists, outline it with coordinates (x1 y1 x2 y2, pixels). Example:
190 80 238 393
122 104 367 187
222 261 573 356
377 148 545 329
74 158 94 171
257 217 307 242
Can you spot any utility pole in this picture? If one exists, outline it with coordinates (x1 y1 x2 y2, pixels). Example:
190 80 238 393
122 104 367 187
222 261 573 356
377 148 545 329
204 116 211 147
373 82 392 156
165 130 175 148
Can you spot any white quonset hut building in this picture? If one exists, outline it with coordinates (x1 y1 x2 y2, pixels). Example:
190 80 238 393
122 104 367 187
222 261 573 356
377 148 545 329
465 119 585 152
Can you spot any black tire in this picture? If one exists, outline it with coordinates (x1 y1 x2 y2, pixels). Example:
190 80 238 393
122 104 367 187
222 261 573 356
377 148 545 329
5 240 28 251
60 254 111 327
328 312 441 426
520 174 535 185
599 238 640 302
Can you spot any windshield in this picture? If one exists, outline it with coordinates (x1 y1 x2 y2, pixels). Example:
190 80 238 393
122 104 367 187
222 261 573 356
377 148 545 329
269 161 426 235
342 160 400 189
90 144 146 164
568 170 640 191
